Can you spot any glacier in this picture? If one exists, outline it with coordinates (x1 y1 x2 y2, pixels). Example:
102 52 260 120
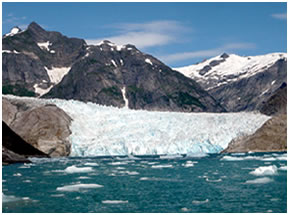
4 95 270 157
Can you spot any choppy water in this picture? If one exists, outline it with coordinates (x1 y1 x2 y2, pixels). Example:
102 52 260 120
2 152 287 213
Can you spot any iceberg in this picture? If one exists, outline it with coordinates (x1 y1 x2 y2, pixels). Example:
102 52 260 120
249 165 278 176
4 95 270 157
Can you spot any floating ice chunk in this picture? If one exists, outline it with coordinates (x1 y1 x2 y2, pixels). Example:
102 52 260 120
119 171 139 175
182 161 195 167
102 200 128 204
56 183 103 192
205 178 222 182
51 194 65 197
279 166 287 171
245 177 273 184
186 152 208 158
2 193 20 203
108 161 128 166
249 165 278 176
13 173 22 177
116 167 125 170
151 164 173 168
221 156 244 161
64 165 93 174
22 197 30 200
78 176 91 179
192 199 209 204
181 207 190 212
160 154 183 159
23 180 31 183
145 58 153 65
84 162 99 166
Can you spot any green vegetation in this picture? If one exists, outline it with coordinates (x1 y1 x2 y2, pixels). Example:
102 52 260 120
169 92 205 109
3 84 36 97
100 86 122 100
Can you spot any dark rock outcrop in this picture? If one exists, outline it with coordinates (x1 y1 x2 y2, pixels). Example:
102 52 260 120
260 83 287 116
222 114 287 153
3 97 72 157
2 121 48 164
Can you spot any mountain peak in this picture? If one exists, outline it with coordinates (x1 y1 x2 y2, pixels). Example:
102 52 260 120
28 22 46 32
220 53 230 59
4 26 22 37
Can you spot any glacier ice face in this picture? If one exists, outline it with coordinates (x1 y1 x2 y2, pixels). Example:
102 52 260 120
3 95 270 157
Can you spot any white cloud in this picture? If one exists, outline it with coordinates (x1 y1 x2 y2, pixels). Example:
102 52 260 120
86 20 189 49
271 13 287 20
159 42 256 64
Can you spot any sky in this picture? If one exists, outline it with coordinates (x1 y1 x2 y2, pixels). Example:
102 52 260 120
2 2 287 67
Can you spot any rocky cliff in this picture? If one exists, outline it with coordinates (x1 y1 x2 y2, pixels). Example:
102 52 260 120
3 97 72 157
222 114 287 153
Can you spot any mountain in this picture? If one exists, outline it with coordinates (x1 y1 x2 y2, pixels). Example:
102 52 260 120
175 53 287 112
3 22 86 97
3 22 224 113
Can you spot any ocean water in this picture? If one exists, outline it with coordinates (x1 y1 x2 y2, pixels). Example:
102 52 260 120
2 152 287 213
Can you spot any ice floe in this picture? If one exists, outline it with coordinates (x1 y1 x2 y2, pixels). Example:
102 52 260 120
56 183 103 192
245 177 273 184
249 165 278 176
192 199 209 204
102 200 128 204
64 165 94 174
151 164 173 169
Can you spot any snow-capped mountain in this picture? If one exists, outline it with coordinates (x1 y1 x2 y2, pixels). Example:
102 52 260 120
175 53 287 112
2 22 224 113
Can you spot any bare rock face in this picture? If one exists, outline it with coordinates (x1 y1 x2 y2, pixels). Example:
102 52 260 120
2 98 72 157
222 114 287 153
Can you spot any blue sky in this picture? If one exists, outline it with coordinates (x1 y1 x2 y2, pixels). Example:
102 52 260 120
2 2 287 67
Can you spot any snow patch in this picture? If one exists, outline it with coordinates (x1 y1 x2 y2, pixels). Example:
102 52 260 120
56 183 103 192
2 50 20 54
145 58 153 65
33 84 53 96
37 41 52 51
4 27 22 37
111 59 117 67
121 87 129 108
45 67 71 84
